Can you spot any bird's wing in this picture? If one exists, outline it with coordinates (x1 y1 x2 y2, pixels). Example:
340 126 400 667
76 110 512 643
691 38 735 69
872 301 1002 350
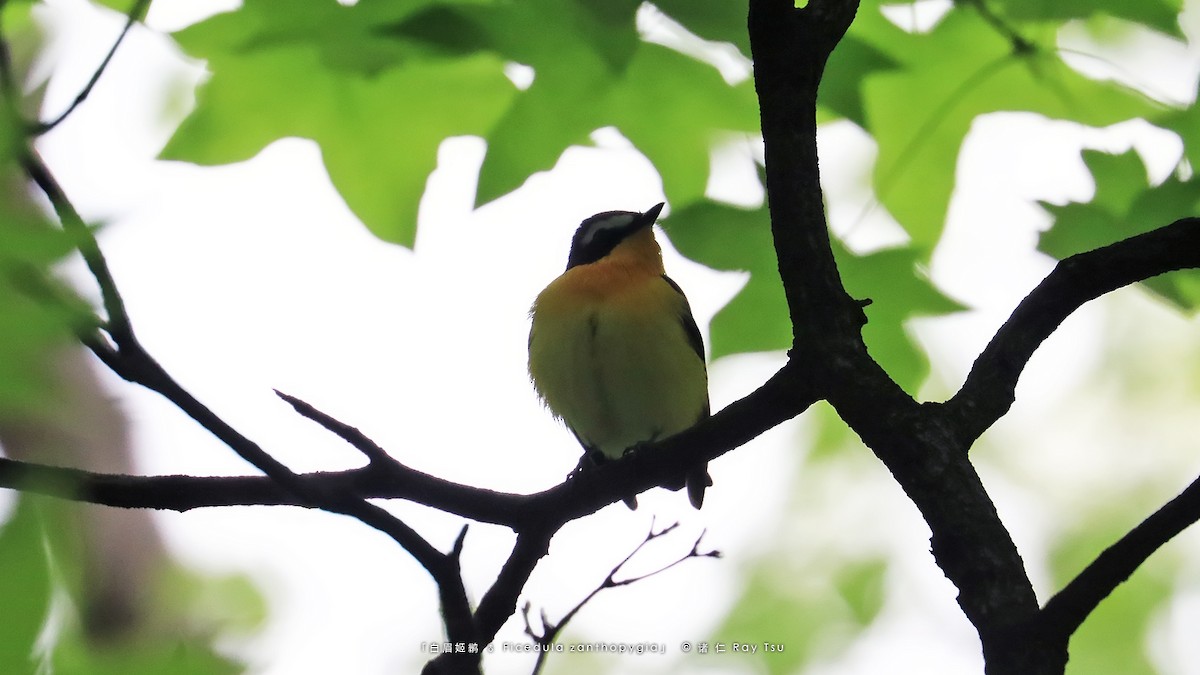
661 274 709 417
660 274 704 362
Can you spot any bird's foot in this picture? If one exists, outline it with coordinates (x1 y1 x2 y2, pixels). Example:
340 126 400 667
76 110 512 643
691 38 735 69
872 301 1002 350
566 451 605 480
622 441 653 459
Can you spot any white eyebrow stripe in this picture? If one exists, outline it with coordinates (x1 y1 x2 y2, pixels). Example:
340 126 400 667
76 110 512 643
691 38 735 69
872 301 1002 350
580 213 636 246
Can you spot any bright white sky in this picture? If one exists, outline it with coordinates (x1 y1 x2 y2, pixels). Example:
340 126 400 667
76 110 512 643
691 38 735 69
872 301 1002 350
12 0 1200 674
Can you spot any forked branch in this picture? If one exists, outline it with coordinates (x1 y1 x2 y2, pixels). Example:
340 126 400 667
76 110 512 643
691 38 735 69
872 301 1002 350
522 520 719 674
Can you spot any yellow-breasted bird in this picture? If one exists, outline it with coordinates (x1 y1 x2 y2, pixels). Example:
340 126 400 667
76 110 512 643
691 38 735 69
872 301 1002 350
528 202 712 509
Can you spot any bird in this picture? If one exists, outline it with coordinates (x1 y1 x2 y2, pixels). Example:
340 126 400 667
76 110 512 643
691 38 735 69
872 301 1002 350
528 202 712 509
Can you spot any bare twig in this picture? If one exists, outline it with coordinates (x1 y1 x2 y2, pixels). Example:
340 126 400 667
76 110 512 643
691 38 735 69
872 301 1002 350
29 0 152 135
522 520 720 674
20 149 132 339
275 389 398 467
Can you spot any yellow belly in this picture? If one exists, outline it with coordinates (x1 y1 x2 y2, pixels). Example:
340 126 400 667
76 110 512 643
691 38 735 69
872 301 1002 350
529 273 708 459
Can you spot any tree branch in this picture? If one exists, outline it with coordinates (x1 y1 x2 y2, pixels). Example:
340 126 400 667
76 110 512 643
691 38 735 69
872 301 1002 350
20 149 133 340
521 521 719 674
0 360 819 527
749 0 865 347
944 217 1200 445
475 528 555 646
750 0 1048 664
29 0 152 135
275 389 401 467
16 137 484 649
1040 467 1200 641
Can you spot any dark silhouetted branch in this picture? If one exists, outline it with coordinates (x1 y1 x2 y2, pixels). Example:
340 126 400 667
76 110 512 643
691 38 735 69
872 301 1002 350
944 217 1200 445
522 521 719 674
275 389 398 467
1041 468 1200 641
749 0 864 346
0 359 819 529
17 139 480 650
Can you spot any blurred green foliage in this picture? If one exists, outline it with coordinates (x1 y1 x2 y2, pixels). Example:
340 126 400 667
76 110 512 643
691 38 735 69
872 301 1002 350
0 1 82 420
0 498 261 675
710 556 887 673
1 4 263 673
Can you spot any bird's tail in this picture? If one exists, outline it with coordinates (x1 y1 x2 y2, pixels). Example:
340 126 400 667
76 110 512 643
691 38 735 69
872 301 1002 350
686 463 713 509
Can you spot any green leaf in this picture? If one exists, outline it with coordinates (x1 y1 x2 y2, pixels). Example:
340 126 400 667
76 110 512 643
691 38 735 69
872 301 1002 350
710 557 886 673
40 527 257 675
157 566 268 636
1161 86 1200 172
0 184 86 418
167 0 760 237
833 240 966 391
0 497 257 675
997 0 1184 39
165 0 516 246
662 201 962 390
1038 150 1200 311
819 36 900 125
604 44 760 208
660 202 788 357
87 0 150 21
0 499 54 675
652 0 752 56
474 34 613 205
473 0 757 209
857 6 1156 251
54 637 242 675
834 558 888 625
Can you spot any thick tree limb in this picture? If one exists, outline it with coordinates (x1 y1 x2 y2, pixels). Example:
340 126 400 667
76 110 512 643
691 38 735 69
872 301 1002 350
944 217 1200 445
749 0 865 346
748 4 1058 669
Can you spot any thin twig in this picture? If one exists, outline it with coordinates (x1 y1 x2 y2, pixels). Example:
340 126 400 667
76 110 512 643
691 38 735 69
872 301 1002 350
275 389 397 466
20 149 132 339
29 0 152 135
522 519 720 674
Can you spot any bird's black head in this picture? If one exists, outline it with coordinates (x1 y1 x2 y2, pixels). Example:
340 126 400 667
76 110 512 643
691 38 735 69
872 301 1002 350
565 202 664 270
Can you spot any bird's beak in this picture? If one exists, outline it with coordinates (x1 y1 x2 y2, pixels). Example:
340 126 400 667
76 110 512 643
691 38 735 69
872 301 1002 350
638 202 665 228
